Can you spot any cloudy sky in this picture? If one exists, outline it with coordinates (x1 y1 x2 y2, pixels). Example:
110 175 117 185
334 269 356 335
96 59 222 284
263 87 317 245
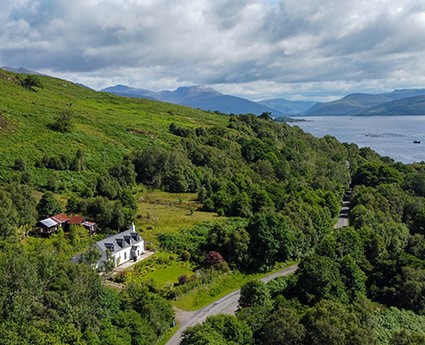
1 0 425 101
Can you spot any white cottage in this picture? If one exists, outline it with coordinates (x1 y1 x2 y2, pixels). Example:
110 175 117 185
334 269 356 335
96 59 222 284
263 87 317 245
95 224 145 268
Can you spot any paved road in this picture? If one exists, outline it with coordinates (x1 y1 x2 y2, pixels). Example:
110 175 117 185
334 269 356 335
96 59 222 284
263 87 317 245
334 191 351 229
166 264 299 345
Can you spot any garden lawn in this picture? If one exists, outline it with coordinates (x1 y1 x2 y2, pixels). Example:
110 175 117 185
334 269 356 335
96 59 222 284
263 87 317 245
142 262 193 287
125 252 194 287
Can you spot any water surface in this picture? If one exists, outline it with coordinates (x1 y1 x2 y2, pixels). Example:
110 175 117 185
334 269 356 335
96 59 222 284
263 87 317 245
290 116 425 164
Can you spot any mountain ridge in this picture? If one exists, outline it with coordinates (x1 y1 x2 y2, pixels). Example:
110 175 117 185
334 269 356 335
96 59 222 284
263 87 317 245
104 84 425 116
101 84 285 116
307 89 425 115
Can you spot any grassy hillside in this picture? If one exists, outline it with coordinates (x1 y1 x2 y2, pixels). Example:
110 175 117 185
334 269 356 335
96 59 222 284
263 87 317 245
0 70 353 237
0 69 226 186
365 95 425 115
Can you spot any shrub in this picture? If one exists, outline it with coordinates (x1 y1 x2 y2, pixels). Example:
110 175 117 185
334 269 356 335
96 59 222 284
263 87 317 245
13 158 26 171
50 110 73 133
21 75 43 90
178 274 188 285
181 250 191 261
205 251 225 268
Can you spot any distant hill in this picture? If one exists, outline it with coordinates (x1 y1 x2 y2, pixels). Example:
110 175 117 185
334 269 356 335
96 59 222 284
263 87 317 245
101 84 158 100
104 85 425 116
75 83 94 90
156 85 221 103
364 95 425 115
258 98 317 115
307 89 425 115
101 85 283 116
1 66 43 75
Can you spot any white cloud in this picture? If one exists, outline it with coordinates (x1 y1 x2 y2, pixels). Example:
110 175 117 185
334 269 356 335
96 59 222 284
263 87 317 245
1 0 425 100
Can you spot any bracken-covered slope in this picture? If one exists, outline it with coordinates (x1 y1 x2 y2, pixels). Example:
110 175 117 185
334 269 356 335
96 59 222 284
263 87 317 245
0 68 227 184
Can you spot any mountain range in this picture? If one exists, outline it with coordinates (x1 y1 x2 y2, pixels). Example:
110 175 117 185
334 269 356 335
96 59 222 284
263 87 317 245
101 84 292 116
102 84 425 116
306 89 425 115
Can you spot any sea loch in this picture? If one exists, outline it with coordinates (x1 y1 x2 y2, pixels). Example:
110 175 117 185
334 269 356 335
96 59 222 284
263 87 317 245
291 116 425 164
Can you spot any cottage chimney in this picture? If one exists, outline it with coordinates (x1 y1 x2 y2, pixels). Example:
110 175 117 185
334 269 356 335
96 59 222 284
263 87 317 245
129 223 136 232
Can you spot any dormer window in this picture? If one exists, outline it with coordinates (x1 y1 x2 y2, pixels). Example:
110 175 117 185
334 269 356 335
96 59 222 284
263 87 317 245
116 239 124 248
105 243 114 252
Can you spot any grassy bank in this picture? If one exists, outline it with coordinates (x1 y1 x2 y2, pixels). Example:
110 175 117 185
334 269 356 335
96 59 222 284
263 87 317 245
172 261 297 311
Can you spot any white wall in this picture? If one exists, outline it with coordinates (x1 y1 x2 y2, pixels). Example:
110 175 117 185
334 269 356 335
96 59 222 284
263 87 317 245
113 247 132 266
112 241 145 266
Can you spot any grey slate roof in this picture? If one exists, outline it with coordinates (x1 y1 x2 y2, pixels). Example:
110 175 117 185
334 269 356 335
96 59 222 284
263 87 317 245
96 229 142 254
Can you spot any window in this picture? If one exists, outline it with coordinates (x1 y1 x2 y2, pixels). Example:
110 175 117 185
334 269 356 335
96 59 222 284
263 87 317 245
124 252 127 260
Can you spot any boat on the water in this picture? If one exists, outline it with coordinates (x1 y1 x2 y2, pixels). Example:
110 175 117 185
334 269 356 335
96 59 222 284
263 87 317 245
413 140 421 144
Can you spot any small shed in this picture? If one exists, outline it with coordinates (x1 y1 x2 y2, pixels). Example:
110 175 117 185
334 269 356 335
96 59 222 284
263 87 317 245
82 220 97 235
39 218 60 236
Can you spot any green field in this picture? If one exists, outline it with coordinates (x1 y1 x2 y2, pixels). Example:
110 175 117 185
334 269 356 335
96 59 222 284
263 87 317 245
135 190 220 247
